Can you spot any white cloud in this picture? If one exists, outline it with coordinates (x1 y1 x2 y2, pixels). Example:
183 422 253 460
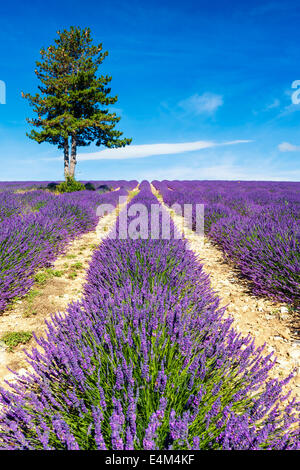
266 99 280 110
278 142 300 152
178 92 223 115
77 139 252 161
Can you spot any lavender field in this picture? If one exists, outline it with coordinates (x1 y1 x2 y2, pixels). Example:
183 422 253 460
0 180 299 450
154 180 300 306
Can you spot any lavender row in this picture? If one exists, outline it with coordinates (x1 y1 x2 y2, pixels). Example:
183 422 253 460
0 182 299 449
153 180 300 305
0 188 127 312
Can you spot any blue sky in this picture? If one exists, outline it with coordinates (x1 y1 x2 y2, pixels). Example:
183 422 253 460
0 0 300 181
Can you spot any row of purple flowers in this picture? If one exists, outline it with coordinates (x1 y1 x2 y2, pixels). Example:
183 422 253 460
0 184 136 312
152 180 300 305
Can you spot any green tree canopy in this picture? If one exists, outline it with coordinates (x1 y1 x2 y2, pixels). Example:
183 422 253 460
23 26 132 179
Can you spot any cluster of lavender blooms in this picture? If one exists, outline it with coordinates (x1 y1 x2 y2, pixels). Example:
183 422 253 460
0 181 299 450
82 180 138 191
153 180 300 306
0 187 130 312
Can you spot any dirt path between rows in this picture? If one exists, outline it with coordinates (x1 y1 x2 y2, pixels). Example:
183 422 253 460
0 199 128 389
152 185 300 400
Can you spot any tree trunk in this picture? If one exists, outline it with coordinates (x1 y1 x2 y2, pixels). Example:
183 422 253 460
69 133 77 178
64 138 70 180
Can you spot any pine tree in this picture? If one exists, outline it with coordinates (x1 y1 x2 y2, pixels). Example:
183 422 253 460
23 26 131 179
